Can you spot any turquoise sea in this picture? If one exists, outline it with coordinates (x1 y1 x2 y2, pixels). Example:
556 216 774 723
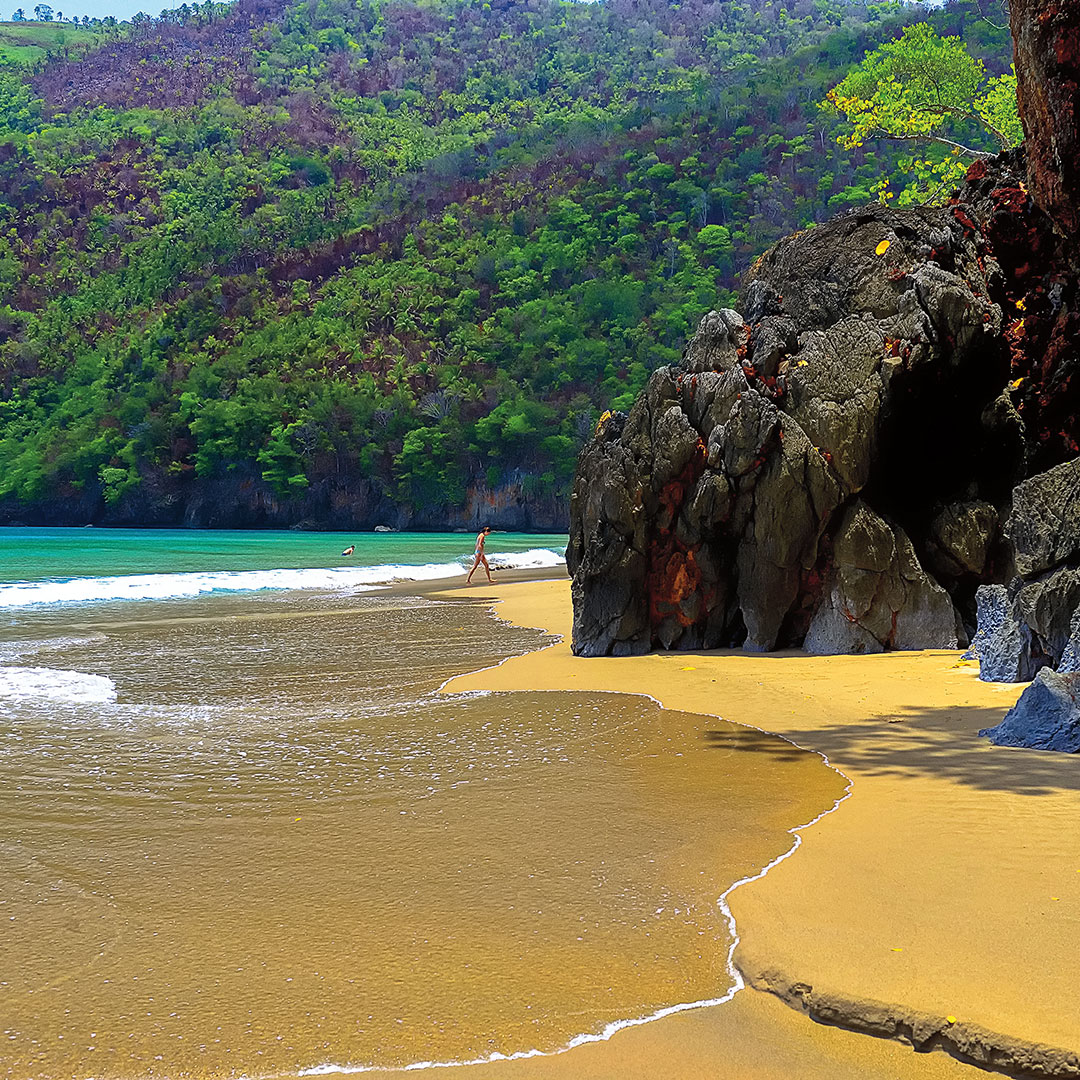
0 527 568 604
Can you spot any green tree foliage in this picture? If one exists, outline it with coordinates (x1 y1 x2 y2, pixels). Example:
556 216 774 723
826 22 1021 204
0 0 1014 519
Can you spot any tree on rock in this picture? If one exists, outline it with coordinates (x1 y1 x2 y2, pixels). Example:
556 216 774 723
826 23 1021 204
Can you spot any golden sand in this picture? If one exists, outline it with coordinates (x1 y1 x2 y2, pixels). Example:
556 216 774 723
421 577 1080 1079
1 586 846 1078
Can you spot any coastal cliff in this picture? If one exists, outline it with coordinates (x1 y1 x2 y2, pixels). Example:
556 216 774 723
0 467 568 532
569 13 1080 668
568 0 1080 748
568 192 1026 657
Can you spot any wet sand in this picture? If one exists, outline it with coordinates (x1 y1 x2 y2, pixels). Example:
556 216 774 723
1 578 852 1078
420 577 1080 1079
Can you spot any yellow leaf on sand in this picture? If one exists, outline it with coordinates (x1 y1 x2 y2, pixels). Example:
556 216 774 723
294 817 301 822
875 239 891 255
891 947 903 952
681 666 697 671
946 1016 958 1025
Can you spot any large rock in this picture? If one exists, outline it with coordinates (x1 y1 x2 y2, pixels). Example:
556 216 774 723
569 204 1016 656
570 152 1079 669
979 668 1080 753
1006 457 1080 577
1014 567 1080 662
969 458 1080 747
804 502 956 655
968 584 1040 682
971 457 1080 685
926 501 999 579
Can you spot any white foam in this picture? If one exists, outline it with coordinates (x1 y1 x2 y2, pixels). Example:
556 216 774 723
0 550 566 608
0 666 117 705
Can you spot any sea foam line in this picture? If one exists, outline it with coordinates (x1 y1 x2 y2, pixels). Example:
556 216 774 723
0 549 565 608
289 604 854 1076
0 665 117 705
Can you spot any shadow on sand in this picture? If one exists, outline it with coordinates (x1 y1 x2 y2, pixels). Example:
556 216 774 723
704 702 1080 797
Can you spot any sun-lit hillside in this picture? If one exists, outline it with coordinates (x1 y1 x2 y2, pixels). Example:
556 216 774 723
0 18 104 62
0 0 1012 527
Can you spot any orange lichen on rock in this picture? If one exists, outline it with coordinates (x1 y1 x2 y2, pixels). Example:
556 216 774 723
647 439 709 633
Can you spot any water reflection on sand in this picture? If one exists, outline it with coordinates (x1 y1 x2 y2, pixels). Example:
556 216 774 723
0 590 840 1076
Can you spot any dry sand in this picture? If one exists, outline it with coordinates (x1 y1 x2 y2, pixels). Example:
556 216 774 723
419 577 1080 1079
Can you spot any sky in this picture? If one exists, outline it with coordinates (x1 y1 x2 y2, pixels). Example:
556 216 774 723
13 0 189 21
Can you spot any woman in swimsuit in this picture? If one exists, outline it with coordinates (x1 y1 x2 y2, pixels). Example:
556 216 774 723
466 526 493 584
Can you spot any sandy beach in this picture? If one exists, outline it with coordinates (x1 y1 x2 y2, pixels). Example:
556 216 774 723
419 576 1080 1079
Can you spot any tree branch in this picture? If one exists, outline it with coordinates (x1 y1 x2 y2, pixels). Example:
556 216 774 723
911 102 1010 148
869 130 995 158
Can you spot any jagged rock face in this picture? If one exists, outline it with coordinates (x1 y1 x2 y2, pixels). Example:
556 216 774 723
979 668 1080 753
804 501 957 656
967 585 1039 683
969 457 1080 684
1010 0 1080 246
568 205 1016 657
966 455 1080 750
1007 457 1080 578
1060 610 1080 674
959 151 1080 472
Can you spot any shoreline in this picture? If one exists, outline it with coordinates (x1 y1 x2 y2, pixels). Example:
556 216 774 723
408 578 1080 1080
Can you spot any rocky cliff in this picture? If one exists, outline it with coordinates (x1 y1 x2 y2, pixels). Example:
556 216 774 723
569 192 1025 657
568 0 1080 747
0 468 567 533
569 148 1079 670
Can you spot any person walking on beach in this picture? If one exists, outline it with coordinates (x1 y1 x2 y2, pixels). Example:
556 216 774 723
466 526 493 584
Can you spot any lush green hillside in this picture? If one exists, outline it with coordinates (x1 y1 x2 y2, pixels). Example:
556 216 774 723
0 20 105 63
0 0 1012 527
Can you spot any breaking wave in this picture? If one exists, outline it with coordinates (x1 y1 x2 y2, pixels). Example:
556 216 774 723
0 549 566 608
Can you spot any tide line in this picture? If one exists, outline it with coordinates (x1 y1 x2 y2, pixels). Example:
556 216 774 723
288 597 854 1077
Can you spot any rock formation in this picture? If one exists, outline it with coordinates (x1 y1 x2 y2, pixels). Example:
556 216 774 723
568 201 1020 656
1010 0 1080 248
979 668 1080 753
570 0 1080 756
968 457 1080 681
973 456 1080 750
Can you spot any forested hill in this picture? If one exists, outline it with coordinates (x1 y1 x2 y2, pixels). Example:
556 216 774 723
0 0 1011 530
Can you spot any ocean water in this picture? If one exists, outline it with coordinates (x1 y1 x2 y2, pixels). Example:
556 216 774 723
0 529 843 1077
0 528 567 606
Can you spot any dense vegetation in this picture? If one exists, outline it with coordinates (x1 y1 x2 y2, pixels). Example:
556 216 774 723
0 0 1013 526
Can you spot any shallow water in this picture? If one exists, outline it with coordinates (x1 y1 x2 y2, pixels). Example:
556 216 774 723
0 554 842 1078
